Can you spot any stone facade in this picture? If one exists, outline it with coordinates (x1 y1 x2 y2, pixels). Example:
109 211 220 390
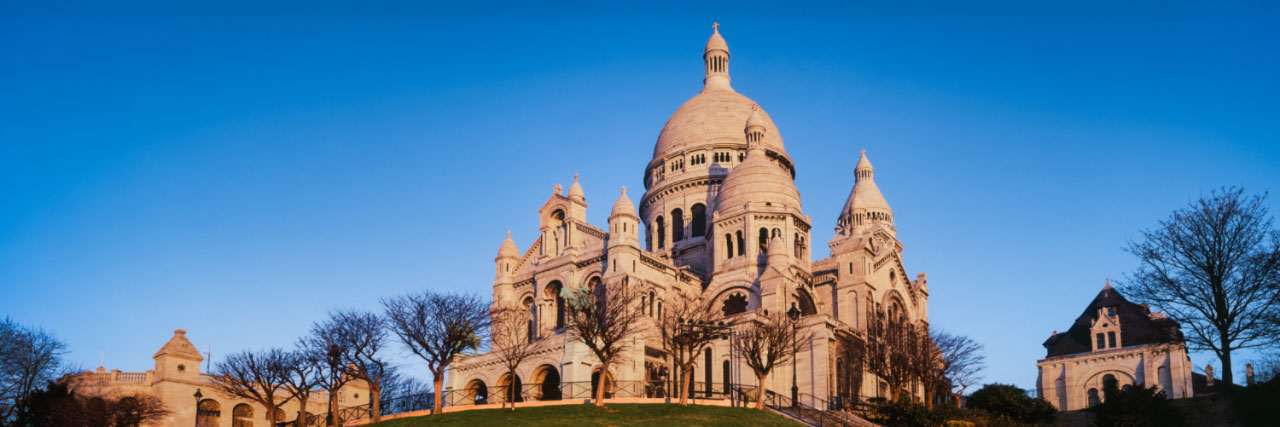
66 329 369 427
1036 282 1194 411
446 25 932 407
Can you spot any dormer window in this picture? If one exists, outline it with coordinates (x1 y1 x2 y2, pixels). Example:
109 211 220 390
1107 306 1115 316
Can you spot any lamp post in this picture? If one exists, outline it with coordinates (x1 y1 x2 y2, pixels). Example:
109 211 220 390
787 303 801 408
192 389 203 427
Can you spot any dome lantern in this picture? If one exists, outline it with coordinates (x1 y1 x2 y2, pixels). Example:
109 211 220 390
703 22 732 92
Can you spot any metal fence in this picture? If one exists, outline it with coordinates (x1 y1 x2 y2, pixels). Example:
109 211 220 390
332 380 875 427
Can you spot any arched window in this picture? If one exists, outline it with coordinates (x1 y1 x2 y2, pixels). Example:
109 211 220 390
656 216 666 249
758 227 769 252
1103 374 1118 391
725 234 734 258
196 399 221 427
649 291 655 316
671 208 685 241
524 297 536 341
722 360 731 394
736 231 744 256
232 404 253 427
546 281 565 329
691 204 706 237
772 228 781 238
1087 388 1101 407
704 348 713 396
794 233 804 258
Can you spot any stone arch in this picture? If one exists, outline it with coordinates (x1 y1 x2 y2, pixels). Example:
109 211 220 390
793 288 818 316
711 285 758 317
196 399 220 427
498 372 524 403
882 289 910 323
531 364 562 401
671 208 685 241
591 366 616 399
465 378 489 405
691 204 707 238
1078 369 1136 403
232 403 253 427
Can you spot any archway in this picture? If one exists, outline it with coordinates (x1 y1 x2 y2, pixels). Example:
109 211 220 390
196 399 220 427
532 365 562 401
545 281 565 329
591 369 616 399
465 379 489 405
231 403 252 427
498 373 523 403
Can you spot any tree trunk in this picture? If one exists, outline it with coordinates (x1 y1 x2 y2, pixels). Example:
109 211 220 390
370 386 382 423
1219 341 1235 386
679 364 693 405
594 360 609 407
329 391 342 427
433 372 445 415
298 395 310 427
755 372 768 410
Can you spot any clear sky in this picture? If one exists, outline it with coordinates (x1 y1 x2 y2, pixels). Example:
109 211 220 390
2 1 1278 392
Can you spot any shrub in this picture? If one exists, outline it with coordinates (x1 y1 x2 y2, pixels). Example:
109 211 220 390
965 384 1055 424
1089 382 1183 427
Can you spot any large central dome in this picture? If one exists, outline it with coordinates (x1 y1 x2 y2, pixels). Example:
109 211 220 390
652 90 786 160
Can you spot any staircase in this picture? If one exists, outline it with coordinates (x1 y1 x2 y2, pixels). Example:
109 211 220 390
736 387 878 427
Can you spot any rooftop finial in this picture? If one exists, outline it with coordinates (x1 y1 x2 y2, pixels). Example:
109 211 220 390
860 149 866 156
506 230 511 238
712 22 720 32
1104 278 1113 289
574 173 579 182
621 186 627 195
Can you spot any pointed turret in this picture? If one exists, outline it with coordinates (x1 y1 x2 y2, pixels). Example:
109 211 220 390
609 187 639 249
568 173 585 203
494 231 519 305
835 150 893 235
703 22 732 92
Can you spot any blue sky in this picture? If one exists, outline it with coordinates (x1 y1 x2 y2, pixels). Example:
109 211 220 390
2 1 1278 392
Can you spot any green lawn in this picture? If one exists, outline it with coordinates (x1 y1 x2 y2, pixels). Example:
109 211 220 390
365 403 800 426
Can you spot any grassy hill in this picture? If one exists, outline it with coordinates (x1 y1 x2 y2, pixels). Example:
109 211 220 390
365 403 800 426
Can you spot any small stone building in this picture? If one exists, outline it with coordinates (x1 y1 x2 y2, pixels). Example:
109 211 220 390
1036 281 1194 411
67 329 369 427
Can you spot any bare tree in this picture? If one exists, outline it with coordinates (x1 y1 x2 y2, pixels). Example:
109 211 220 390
908 324 943 408
282 346 325 427
1123 187 1280 385
209 348 296 424
17 380 169 427
489 305 540 410
866 314 914 402
933 330 985 406
328 310 391 423
383 292 490 415
658 293 725 405
562 277 646 407
732 311 811 410
0 317 67 424
302 314 358 427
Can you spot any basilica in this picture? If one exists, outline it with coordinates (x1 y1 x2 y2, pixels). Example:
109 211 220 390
446 25 931 407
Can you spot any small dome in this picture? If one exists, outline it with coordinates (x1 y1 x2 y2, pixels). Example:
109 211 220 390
767 234 788 265
706 23 729 54
716 145 801 215
497 231 519 258
568 173 585 201
611 186 636 218
745 105 766 131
